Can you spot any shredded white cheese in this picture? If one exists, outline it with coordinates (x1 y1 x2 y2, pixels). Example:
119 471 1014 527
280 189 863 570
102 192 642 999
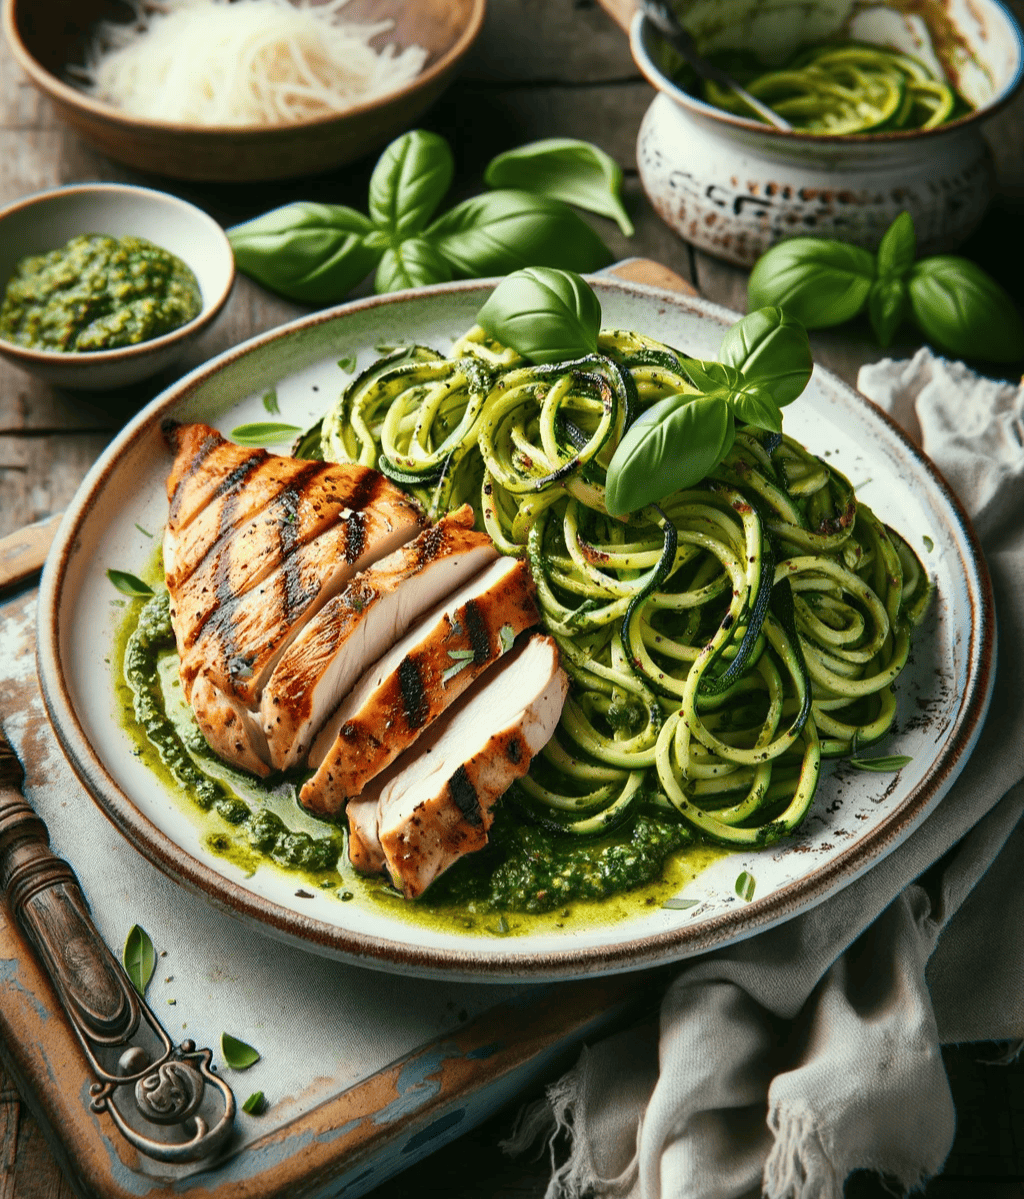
73 0 428 126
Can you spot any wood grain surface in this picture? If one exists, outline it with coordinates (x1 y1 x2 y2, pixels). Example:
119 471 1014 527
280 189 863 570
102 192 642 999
2 1 1024 1196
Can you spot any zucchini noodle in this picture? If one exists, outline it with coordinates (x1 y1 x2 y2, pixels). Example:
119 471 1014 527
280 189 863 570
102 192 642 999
307 326 931 849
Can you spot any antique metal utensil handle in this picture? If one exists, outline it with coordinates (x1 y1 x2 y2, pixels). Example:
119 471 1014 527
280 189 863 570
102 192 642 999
0 731 236 1163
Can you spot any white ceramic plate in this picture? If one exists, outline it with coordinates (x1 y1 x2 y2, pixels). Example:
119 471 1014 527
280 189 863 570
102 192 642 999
37 278 995 982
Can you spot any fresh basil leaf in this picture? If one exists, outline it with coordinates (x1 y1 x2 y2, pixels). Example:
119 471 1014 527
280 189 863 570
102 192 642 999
228 203 381 304
262 388 279 414
848 754 913 772
719 307 813 407
662 897 699 910
605 392 735 516
868 276 909 347
368 130 454 238
242 1091 266 1115
122 924 156 996
221 1033 261 1070
230 422 303 446
729 383 783 432
375 237 454 293
682 359 740 392
747 238 875 329
484 138 634 237
425 190 612 278
908 256 1024 363
476 267 601 364
107 569 154 598
876 211 916 279
735 871 756 902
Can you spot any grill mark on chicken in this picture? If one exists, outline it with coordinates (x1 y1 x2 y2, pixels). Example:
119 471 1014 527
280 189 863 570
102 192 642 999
397 657 428 728
278 461 331 627
345 511 366 564
447 765 484 828
165 427 223 521
463 600 490 663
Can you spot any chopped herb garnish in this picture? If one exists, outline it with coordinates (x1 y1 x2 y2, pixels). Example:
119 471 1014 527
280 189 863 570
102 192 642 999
337 355 357 372
849 755 913 772
735 871 756 902
499 624 516 653
221 1033 261 1070
662 897 699 910
107 569 154 598
134 523 153 538
923 535 934 552
229 422 302 446
243 1091 266 1115
123 924 157 996
262 389 280 414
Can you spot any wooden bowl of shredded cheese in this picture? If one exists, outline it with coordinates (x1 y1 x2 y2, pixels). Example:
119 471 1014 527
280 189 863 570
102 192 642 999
2 0 486 181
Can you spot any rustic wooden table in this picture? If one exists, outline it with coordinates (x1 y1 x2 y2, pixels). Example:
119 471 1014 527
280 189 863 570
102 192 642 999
2 1 1023 1195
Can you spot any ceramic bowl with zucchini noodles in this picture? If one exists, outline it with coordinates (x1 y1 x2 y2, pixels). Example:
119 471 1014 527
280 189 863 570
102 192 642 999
292 278 930 902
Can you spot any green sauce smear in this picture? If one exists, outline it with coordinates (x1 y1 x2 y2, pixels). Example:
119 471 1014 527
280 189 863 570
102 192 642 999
0 233 201 352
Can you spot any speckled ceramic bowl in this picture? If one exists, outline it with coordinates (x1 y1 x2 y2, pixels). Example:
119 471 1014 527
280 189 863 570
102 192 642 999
631 0 1024 265
0 183 234 390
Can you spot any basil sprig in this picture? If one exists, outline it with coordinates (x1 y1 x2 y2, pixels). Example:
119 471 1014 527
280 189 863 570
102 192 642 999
228 130 625 304
747 212 1024 363
605 307 812 516
477 267 602 363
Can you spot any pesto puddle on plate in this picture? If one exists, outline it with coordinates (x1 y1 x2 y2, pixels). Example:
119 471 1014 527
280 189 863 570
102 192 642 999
112 573 726 940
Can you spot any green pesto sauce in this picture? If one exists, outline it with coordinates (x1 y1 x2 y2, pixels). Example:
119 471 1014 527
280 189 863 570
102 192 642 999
114 586 726 936
0 234 201 352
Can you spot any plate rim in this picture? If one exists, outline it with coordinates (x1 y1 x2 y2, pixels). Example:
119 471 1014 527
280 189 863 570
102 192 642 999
36 276 997 981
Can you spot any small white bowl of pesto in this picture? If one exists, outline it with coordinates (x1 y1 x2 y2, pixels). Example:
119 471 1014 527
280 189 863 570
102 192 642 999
0 182 234 390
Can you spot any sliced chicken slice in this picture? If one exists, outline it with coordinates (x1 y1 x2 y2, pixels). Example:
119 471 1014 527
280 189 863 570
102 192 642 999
353 635 567 898
260 506 497 771
163 421 268 541
300 556 540 817
345 795 386 876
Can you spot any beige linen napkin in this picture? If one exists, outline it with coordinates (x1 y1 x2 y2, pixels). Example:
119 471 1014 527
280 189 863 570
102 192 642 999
511 348 1024 1199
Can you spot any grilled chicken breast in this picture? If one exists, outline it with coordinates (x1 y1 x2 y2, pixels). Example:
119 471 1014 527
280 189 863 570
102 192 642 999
300 555 540 816
163 423 424 774
352 634 568 898
261 506 497 772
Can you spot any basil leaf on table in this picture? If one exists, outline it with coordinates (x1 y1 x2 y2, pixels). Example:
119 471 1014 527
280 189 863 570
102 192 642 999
875 211 916 279
747 238 875 328
425 190 612 278
123 924 156 996
368 130 454 238
228 203 381 303
484 138 634 237
718 307 813 407
604 392 736 517
907 257 1024 363
868 276 910 347
476 267 601 364
375 238 453 293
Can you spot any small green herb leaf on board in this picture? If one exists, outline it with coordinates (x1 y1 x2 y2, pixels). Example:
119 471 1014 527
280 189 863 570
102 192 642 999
123 925 157 996
484 138 634 236
107 570 154 598
222 1033 261 1070
262 389 280 414
735 871 756 902
242 1091 267 1115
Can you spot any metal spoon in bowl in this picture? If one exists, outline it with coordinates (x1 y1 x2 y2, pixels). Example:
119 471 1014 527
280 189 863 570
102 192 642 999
638 0 794 132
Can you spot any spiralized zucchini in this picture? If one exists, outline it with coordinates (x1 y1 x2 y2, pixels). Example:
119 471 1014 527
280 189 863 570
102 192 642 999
310 326 930 848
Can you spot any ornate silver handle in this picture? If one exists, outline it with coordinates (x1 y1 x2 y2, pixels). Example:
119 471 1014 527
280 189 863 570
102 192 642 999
0 732 236 1163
